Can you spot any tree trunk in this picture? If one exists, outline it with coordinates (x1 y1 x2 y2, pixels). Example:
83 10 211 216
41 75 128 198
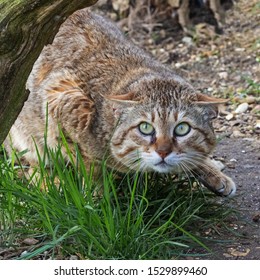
0 0 98 144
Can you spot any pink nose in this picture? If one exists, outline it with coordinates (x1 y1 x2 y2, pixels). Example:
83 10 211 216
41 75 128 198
156 148 171 159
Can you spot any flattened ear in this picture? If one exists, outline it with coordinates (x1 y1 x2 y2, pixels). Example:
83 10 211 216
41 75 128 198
104 92 140 119
195 93 228 104
106 92 140 104
195 93 228 119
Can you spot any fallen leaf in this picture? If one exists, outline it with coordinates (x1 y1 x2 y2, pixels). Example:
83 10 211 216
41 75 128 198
167 0 181 8
229 248 250 257
22 238 39 246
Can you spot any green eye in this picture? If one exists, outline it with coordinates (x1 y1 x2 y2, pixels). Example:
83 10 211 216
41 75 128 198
174 122 191 136
138 122 155 135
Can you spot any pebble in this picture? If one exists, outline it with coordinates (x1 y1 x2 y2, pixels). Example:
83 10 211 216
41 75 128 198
174 62 183 68
244 96 256 104
230 158 237 162
252 105 260 114
235 102 249 114
232 130 245 137
226 113 235 121
218 125 229 132
20 251 28 257
241 114 250 121
255 120 260 129
235 47 245 52
182 36 193 45
226 162 236 169
151 49 157 56
218 71 228 79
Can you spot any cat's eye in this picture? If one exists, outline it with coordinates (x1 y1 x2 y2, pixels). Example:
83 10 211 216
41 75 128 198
174 122 191 136
138 122 155 135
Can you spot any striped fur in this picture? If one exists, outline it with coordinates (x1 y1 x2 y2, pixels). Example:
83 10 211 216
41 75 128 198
4 9 235 196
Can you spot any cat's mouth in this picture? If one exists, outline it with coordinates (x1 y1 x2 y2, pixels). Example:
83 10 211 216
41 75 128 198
154 160 173 173
155 160 169 167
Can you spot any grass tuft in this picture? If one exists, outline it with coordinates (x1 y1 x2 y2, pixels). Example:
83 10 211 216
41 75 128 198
0 139 237 260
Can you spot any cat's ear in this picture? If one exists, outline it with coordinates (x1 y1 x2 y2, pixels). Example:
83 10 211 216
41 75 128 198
106 92 140 104
104 92 140 118
195 93 228 104
195 93 228 119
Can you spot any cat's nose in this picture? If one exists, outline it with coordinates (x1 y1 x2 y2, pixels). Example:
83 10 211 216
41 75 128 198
156 146 172 159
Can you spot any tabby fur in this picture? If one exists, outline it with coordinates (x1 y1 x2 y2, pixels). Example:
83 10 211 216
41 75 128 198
4 9 236 196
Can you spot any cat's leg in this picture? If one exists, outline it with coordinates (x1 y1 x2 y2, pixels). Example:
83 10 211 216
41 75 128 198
47 86 101 172
194 158 236 197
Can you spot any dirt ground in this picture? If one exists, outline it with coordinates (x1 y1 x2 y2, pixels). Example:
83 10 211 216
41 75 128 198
206 137 260 259
95 0 260 259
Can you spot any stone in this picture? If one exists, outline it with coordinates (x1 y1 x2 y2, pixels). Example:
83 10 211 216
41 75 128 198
182 36 193 45
244 96 256 104
218 71 228 79
235 102 249 114
232 130 245 137
255 120 260 129
252 105 260 114
226 113 235 121
235 47 245 52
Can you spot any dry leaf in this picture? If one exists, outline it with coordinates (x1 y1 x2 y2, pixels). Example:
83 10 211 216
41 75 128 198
229 248 250 257
167 0 181 8
22 238 39 246
112 0 130 13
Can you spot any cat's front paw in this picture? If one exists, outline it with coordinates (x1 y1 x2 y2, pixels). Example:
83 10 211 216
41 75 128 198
214 174 236 197
198 172 236 197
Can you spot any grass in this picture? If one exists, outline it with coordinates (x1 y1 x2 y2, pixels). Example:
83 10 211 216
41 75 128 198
222 76 260 102
240 77 260 97
0 138 237 260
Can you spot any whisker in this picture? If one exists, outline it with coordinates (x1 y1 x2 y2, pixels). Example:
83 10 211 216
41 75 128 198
182 157 220 178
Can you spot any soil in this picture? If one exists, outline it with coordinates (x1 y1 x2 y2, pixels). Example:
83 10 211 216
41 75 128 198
95 0 260 259
203 137 260 260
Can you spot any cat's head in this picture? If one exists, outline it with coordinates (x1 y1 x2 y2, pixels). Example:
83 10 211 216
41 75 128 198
107 79 226 174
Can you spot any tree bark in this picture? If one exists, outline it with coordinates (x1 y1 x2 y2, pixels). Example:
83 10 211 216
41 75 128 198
0 0 98 144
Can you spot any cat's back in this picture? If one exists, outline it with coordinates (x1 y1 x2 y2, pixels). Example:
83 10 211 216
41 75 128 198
28 8 155 96
30 10 124 72
48 9 127 57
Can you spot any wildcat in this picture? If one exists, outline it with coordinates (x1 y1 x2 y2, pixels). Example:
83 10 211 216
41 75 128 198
4 9 236 196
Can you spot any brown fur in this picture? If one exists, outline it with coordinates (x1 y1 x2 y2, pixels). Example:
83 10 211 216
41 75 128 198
4 9 235 196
